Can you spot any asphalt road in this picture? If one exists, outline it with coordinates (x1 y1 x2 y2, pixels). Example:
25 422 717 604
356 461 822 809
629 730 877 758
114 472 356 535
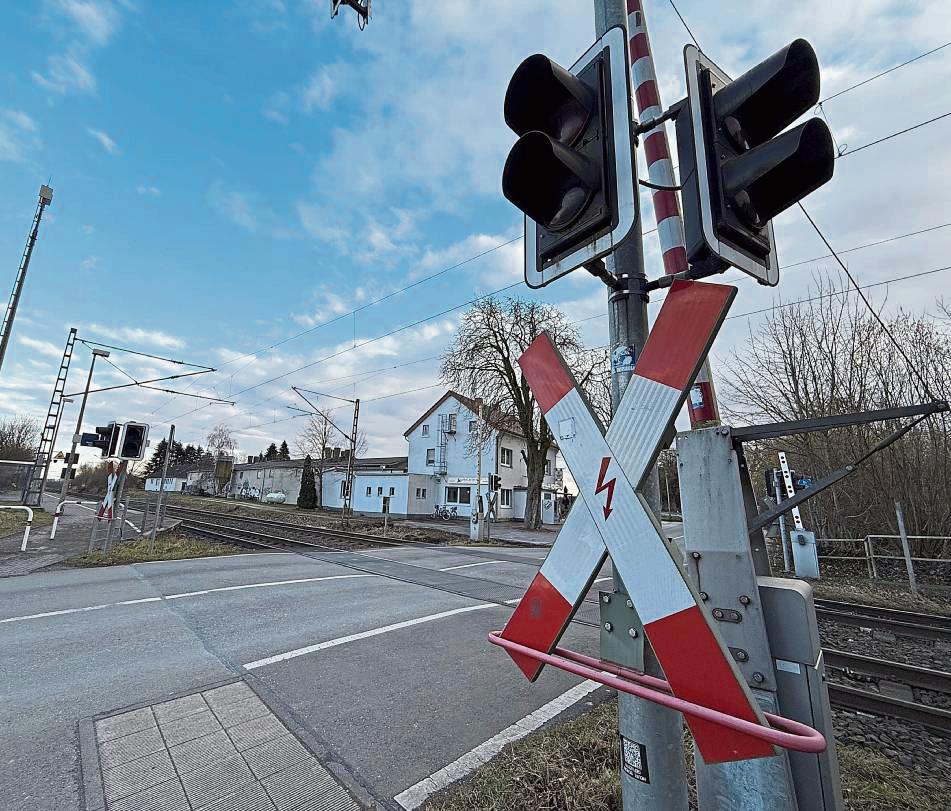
0 540 629 810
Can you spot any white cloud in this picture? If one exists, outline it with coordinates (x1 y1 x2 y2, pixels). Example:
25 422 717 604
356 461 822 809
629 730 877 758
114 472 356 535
292 286 353 328
18 335 65 358
80 256 99 271
33 50 97 95
87 127 118 154
214 187 257 232
300 63 342 113
54 0 120 45
86 323 186 350
136 184 160 196
4 110 36 132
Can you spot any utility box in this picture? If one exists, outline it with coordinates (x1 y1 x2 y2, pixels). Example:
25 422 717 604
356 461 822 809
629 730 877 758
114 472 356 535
760 577 843 811
790 529 820 579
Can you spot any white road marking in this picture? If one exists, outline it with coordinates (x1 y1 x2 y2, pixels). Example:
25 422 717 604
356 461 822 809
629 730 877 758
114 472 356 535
439 560 502 571
0 573 374 625
394 679 601 810
243 602 512 670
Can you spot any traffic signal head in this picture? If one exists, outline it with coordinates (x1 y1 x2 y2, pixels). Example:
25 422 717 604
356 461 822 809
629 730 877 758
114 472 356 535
488 474 501 492
502 27 636 288
118 422 149 460
93 423 120 458
678 40 835 285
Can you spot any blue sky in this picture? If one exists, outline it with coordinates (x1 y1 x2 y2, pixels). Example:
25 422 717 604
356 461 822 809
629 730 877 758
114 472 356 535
1 0 950 466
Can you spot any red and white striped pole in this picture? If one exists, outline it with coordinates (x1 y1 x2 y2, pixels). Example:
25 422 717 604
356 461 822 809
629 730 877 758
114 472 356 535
626 0 720 427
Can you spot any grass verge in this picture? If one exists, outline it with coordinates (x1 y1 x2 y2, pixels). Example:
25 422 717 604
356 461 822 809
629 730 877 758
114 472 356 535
0 507 53 536
64 533 243 567
423 700 951 811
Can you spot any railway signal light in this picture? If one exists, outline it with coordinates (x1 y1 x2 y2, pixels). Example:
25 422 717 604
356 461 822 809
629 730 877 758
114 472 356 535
502 27 636 288
677 39 835 285
84 423 120 458
489 474 502 492
118 422 149 460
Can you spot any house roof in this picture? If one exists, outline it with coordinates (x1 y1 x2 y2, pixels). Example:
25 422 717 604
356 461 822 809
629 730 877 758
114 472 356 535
403 390 526 439
147 465 191 479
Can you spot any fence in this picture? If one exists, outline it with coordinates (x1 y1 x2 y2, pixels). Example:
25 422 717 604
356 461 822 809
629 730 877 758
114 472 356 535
816 535 951 590
0 460 32 503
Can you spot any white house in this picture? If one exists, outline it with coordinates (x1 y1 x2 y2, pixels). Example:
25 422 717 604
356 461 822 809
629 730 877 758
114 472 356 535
403 391 562 524
144 465 190 493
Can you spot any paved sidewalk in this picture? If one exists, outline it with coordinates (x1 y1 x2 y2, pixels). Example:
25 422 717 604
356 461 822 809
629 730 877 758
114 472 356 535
89 680 362 811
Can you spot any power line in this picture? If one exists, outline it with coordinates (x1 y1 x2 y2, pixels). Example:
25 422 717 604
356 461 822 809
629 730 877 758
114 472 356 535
819 40 951 104
837 110 951 158
667 0 700 49
795 203 937 402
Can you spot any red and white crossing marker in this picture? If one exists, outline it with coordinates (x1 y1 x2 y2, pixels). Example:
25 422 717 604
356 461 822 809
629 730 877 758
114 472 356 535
500 280 775 763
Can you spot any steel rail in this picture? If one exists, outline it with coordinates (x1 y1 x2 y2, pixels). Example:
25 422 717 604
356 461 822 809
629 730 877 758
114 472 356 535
826 683 951 735
824 649 951 694
815 599 951 630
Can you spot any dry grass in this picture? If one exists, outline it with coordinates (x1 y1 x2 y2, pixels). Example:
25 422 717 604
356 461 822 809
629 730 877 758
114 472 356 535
0 507 53 536
423 699 950 811
812 577 951 616
65 533 243 567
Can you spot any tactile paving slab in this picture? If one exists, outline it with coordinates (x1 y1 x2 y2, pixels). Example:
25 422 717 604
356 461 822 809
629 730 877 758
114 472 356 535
92 680 361 811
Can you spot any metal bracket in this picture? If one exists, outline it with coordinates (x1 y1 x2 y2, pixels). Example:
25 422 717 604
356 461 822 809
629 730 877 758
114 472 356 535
599 591 645 671
584 258 621 288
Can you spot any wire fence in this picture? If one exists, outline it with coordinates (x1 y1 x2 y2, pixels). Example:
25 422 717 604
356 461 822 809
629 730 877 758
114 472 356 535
816 535 951 588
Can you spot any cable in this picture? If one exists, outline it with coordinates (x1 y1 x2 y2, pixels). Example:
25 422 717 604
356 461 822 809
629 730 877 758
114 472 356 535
77 339 214 370
159 281 522 425
819 41 951 104
151 235 523 414
795 203 937 401
838 110 951 158
667 0 700 49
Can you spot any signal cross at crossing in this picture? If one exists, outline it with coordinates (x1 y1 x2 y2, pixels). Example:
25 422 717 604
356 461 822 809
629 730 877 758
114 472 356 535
500 280 775 764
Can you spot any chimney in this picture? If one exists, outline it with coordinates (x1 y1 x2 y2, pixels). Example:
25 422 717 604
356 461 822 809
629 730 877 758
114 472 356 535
323 447 332 459
340 448 351 460
247 456 254 464
332 447 341 460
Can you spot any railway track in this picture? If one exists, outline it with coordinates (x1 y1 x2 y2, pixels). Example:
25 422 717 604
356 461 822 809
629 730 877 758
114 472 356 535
815 598 951 642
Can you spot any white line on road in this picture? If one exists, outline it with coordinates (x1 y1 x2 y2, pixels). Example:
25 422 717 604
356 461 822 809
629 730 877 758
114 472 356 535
439 560 502 571
0 573 374 624
242 599 519 670
393 679 601 810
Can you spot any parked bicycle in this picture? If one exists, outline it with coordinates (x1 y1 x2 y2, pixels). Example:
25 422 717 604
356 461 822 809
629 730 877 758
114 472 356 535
433 504 458 521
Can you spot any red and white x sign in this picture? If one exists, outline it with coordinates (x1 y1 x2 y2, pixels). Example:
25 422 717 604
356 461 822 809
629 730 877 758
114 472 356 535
500 280 774 764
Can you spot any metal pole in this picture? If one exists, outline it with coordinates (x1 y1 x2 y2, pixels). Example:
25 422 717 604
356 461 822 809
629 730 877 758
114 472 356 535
625 1 718 427
0 186 53 374
149 424 175 552
594 2 688 808
343 399 359 519
60 349 106 506
894 501 918 595
107 464 128 549
775 478 790 571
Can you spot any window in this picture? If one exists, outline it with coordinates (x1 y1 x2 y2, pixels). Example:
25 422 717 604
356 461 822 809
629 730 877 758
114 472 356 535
448 413 457 432
239 472 243 479
468 420 477 432
415 487 427 499
366 486 372 497
500 447 513 467
500 488 512 508
268 469 273 478
426 448 435 465
545 460 552 475
445 486 471 504
340 481 347 498
377 486 383 496
389 486 395 496
422 424 430 437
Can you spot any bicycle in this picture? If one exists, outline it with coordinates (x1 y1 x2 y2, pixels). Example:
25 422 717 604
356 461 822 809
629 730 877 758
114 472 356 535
433 504 458 521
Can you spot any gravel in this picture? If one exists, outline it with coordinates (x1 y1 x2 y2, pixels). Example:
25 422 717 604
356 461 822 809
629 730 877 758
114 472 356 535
819 618 951 671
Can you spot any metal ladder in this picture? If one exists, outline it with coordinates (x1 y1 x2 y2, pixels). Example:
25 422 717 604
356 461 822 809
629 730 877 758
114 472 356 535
23 328 77 506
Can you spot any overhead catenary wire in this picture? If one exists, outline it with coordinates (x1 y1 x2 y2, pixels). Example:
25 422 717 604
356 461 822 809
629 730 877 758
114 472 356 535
837 110 951 158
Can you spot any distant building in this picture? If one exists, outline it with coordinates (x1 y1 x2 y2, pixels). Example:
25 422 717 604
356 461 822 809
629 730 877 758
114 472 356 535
223 390 564 522
144 465 191 493
403 391 561 524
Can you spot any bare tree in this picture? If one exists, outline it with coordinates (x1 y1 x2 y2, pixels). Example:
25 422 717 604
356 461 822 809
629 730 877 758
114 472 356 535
441 296 608 529
206 423 237 458
0 415 40 461
721 274 951 538
295 409 368 508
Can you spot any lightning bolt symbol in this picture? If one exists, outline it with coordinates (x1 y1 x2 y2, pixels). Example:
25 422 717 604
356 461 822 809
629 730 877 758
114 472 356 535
595 456 616 520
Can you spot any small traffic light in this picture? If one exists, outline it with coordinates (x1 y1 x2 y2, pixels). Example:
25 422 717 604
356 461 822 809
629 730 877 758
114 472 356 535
502 27 636 288
677 39 835 285
118 422 149 460
488 474 502 492
88 423 120 458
